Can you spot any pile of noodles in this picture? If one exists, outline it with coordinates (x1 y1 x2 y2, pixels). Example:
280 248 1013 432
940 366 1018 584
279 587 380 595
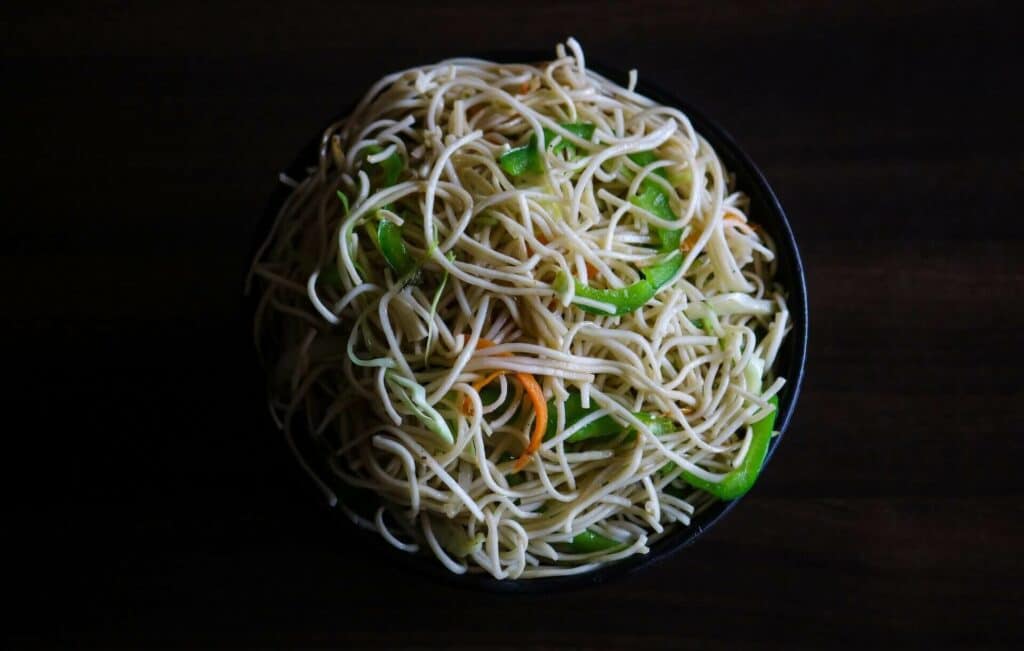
248 38 790 579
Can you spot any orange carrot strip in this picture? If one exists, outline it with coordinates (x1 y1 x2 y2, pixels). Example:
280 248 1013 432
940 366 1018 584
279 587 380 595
724 209 748 223
680 232 699 252
475 338 508 354
468 338 549 470
525 233 550 257
460 369 507 415
512 372 547 471
724 214 760 238
475 370 507 390
460 339 513 415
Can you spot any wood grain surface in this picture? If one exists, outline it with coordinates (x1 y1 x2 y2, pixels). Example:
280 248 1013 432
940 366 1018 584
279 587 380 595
6 1 1023 648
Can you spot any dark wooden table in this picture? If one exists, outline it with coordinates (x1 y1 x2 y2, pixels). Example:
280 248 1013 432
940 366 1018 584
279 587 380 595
7 2 1023 647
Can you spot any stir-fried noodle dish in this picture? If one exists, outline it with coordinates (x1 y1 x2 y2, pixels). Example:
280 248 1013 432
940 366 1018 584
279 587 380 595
249 39 792 579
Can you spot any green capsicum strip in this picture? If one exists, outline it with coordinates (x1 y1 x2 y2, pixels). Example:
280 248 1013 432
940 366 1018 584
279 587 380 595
377 220 416 277
547 122 596 157
544 389 780 499
680 395 779 500
497 145 542 176
363 144 402 188
499 122 596 176
628 151 681 250
334 147 403 285
361 146 419 280
544 390 620 442
627 150 661 170
554 251 683 316
556 150 685 315
633 183 682 251
543 389 676 443
567 529 625 553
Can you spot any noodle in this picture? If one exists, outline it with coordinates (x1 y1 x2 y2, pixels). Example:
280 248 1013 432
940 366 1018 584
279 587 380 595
249 38 791 579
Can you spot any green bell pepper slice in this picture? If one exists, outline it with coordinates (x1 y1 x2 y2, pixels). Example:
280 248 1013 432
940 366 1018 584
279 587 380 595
544 390 620 442
377 220 415 277
498 145 543 176
543 389 677 443
547 122 596 157
499 122 596 176
556 150 685 315
554 252 683 316
541 388 780 501
628 151 680 250
680 395 779 500
567 529 625 553
363 144 402 188
632 183 682 251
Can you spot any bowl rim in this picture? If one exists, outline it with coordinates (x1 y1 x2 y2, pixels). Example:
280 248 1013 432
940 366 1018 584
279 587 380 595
247 54 808 594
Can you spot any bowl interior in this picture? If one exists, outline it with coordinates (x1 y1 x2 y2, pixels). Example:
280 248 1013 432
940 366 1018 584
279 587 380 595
250 57 808 593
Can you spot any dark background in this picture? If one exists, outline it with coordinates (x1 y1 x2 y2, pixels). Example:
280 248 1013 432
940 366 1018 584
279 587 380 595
6 1 1023 648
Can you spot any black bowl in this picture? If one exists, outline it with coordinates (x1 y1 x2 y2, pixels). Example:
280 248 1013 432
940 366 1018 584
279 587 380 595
248 56 808 593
